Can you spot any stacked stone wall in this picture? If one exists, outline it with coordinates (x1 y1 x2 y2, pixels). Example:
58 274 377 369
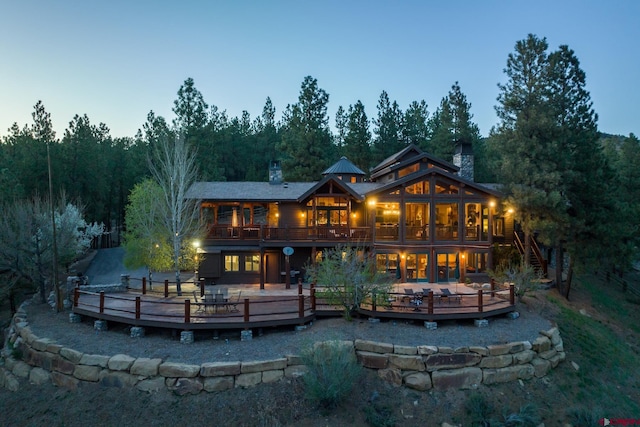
1 305 564 394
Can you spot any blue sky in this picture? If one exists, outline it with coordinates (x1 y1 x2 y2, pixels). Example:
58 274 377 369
1 0 638 139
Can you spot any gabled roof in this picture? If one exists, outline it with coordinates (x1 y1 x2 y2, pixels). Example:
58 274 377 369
322 156 366 176
364 167 502 198
187 181 316 201
370 150 458 180
297 175 366 203
370 144 423 173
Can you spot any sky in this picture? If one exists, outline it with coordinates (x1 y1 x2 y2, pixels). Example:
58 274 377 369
1 0 638 140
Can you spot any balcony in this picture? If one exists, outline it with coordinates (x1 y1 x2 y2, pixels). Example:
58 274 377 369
205 225 372 243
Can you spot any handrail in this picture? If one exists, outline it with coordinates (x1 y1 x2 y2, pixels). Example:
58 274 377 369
74 289 314 325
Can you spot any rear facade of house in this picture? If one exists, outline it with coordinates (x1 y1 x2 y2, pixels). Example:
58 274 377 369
187 143 515 288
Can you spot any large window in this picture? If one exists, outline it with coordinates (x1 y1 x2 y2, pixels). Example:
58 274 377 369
374 202 400 240
376 253 398 275
224 255 239 272
244 254 260 272
466 252 488 273
405 202 429 240
435 202 458 240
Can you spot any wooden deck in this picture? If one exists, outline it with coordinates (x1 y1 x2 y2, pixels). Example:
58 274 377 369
72 282 515 331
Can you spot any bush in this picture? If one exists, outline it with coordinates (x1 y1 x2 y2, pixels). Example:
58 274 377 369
364 402 396 427
300 340 363 410
566 406 604 426
465 393 494 426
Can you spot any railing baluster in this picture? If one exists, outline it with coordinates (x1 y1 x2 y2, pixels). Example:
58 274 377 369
477 289 483 313
164 280 169 298
142 277 146 295
185 299 190 323
135 297 141 320
99 291 105 314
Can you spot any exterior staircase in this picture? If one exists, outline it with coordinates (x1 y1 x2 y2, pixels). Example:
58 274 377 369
513 231 548 277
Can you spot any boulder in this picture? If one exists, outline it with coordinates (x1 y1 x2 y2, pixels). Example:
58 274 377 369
171 378 203 395
29 367 51 385
159 362 200 378
235 372 262 388
378 367 402 386
130 358 163 377
355 339 393 354
203 376 234 392
388 354 425 371
425 353 481 371
200 362 241 377
136 377 165 393
108 354 136 371
262 369 284 383
404 372 432 391
356 351 389 369
73 365 102 382
479 354 513 369
241 358 287 374
431 367 482 389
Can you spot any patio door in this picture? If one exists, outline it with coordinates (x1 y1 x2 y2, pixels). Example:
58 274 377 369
436 252 459 282
406 253 429 282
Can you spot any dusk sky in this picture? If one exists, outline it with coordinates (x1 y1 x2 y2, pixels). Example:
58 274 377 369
1 0 638 139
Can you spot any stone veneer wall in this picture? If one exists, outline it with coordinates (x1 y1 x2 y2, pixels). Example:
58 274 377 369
0 304 565 394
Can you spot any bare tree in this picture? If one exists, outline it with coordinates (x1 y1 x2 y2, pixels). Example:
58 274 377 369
0 196 103 309
148 133 201 296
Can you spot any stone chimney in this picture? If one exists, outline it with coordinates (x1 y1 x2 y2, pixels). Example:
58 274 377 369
453 139 474 181
269 160 282 185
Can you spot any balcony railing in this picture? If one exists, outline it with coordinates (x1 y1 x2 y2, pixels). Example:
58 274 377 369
206 225 372 242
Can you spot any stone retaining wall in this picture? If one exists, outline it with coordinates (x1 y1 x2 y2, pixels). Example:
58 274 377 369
0 304 564 394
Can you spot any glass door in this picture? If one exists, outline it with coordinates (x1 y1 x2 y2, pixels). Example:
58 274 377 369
406 253 429 282
436 252 460 282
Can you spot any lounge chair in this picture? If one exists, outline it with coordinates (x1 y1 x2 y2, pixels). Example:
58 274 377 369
228 291 242 312
441 288 461 304
193 290 205 313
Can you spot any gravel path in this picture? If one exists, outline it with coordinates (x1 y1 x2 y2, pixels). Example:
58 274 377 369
23 298 552 365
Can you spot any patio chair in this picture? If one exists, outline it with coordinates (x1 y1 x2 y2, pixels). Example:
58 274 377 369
203 292 215 313
193 290 205 313
402 288 415 303
228 291 242 312
214 292 228 312
441 288 461 304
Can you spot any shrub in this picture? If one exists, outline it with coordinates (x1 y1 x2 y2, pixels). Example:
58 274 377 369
465 393 494 426
496 403 541 427
300 340 363 410
364 402 396 427
566 406 604 426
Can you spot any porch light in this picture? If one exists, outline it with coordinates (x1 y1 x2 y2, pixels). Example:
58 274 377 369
489 201 496 208
351 213 357 218
193 240 200 248
367 198 377 207
275 213 279 218
507 208 514 214
300 212 305 218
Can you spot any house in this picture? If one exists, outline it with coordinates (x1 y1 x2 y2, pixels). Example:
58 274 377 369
186 143 514 288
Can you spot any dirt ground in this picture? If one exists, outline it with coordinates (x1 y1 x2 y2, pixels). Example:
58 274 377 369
2 277 639 426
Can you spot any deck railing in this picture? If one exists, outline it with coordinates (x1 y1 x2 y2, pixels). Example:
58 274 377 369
73 287 313 326
206 225 372 241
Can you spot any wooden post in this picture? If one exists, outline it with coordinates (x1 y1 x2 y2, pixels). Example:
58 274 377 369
99 291 105 314
135 296 141 320
285 255 291 290
477 290 483 313
509 284 515 306
428 291 434 315
73 288 79 307
200 278 205 297
490 279 496 298
298 282 303 295
298 294 304 318
185 300 190 323
243 298 250 323
310 288 316 311
142 277 146 295
164 280 169 298
372 291 377 312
